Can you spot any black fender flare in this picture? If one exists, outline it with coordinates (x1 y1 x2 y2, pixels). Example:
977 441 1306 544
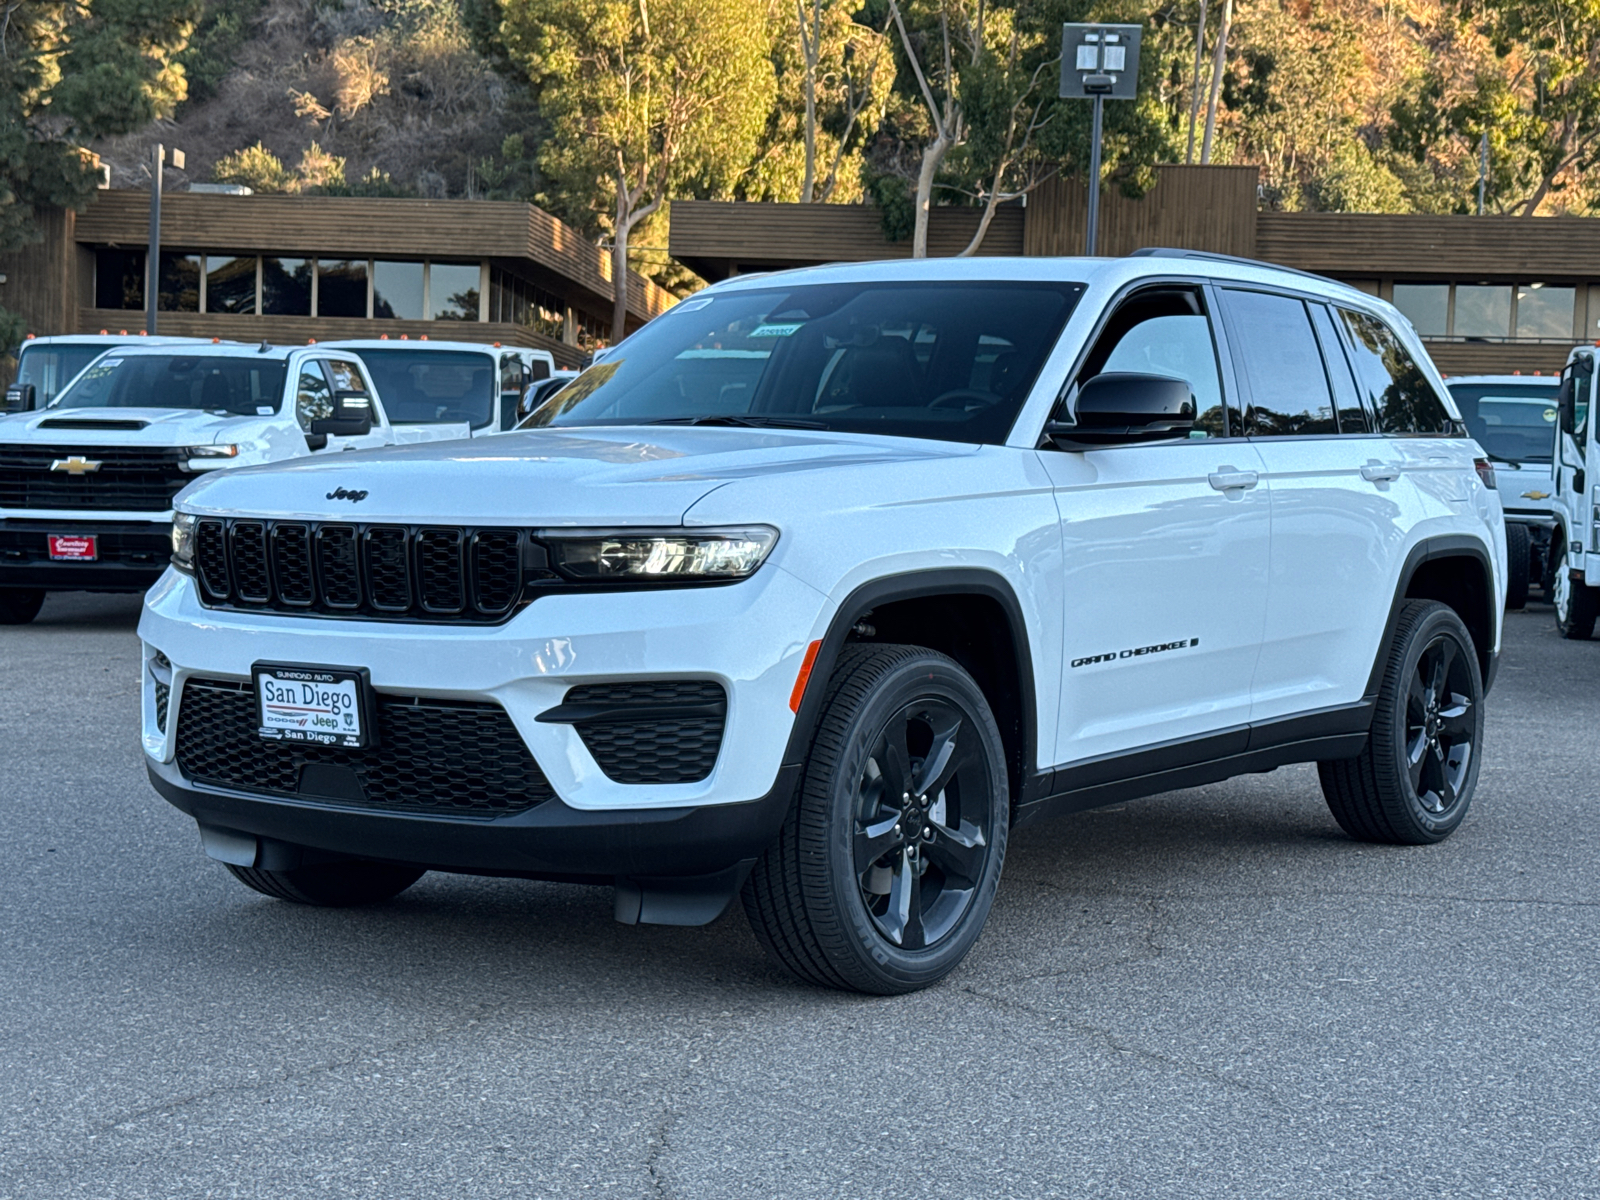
1366 533 1498 699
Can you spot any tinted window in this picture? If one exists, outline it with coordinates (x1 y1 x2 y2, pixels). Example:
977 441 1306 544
1336 308 1453 435
15 344 110 407
1517 285 1574 338
373 261 424 320
1447 383 1559 464
1454 285 1511 338
431 263 481 321
319 260 368 318
1073 288 1228 437
262 257 313 316
357 349 495 428
206 255 257 314
1308 303 1369 432
95 250 145 310
524 282 1084 445
1392 284 1448 336
50 355 288 414
1224 290 1336 436
158 253 201 313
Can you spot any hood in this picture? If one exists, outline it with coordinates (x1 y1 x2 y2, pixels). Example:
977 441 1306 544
174 425 975 525
0 407 268 447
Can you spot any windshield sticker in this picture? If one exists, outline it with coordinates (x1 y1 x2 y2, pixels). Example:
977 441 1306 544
673 297 714 314
1544 408 1557 422
675 349 771 360
257 405 275 415
750 322 804 338
99 359 121 368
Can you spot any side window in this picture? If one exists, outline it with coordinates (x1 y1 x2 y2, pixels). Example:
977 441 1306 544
1078 287 1230 437
324 358 370 396
1221 289 1337 436
1335 308 1453 435
1308 302 1370 433
1574 360 1591 443
295 363 332 432
500 352 527 397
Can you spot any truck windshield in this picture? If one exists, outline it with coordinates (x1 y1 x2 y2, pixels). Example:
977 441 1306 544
521 281 1084 445
16 343 110 408
1447 382 1559 464
49 354 289 415
354 349 495 429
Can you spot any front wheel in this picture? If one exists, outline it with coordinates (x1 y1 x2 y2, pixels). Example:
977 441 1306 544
0 588 45 625
1318 600 1483 845
1553 544 1600 639
743 645 1009 994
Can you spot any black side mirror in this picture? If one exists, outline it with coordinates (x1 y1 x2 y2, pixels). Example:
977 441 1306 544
1047 372 1196 448
5 382 35 413
310 389 373 437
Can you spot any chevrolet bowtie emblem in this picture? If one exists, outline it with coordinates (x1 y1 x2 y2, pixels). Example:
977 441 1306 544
50 455 102 475
1521 490 1550 501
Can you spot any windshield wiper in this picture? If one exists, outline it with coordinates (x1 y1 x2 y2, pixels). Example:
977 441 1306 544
649 415 827 430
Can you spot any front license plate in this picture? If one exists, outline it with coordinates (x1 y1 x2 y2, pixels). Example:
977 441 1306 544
254 664 371 748
48 534 97 561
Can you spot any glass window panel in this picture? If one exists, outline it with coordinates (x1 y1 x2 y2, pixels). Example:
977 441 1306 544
51 353 287 413
295 365 332 432
1391 284 1449 336
1336 308 1453 435
1453 285 1512 338
431 263 480 321
1515 284 1574 339
95 249 145 310
318 260 368 318
158 253 201 312
324 359 370 394
372 260 424 320
15 344 107 407
1098 313 1227 436
356 349 495 428
262 257 313 316
205 255 257 314
1447 382 1559 464
1309 302 1370 433
1223 290 1336 436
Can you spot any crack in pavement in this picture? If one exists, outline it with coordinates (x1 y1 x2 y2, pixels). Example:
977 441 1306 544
1008 876 1600 912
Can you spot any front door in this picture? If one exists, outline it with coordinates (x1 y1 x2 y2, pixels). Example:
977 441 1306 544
1039 282 1271 766
1555 354 1594 579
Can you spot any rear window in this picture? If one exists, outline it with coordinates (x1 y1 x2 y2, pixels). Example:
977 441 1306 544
523 281 1084 444
1447 383 1559 464
355 349 496 428
50 354 288 415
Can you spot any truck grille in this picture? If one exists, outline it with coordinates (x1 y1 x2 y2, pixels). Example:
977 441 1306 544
174 677 555 817
0 445 190 512
564 681 727 784
194 518 531 623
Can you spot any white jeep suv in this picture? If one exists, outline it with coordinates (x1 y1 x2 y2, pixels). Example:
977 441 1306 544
139 252 1504 993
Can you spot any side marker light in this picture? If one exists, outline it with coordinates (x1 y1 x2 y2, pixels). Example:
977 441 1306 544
789 640 823 713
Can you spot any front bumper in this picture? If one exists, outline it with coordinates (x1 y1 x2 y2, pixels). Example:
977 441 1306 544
0 518 170 592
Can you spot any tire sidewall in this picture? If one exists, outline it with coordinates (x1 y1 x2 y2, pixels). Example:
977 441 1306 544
816 657 1009 991
1384 607 1484 840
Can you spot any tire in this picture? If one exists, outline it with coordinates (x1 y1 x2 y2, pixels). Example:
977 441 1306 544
1318 600 1483 845
1553 543 1600 640
0 588 45 625
1504 523 1530 610
742 644 1010 994
224 859 425 906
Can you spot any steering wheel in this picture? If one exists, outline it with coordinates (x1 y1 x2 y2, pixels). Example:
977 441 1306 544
929 389 1002 412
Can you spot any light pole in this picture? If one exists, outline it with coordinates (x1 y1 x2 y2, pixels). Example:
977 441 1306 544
1060 23 1142 257
146 144 185 335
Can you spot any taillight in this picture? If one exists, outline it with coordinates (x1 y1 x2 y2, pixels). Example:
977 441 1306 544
1474 457 1496 490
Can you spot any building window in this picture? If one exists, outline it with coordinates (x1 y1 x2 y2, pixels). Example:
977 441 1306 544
262 257 313 316
573 308 610 351
1453 284 1512 338
373 260 424 320
318 260 368 318
95 249 145 310
431 263 480 321
1515 284 1574 339
489 267 566 340
1392 280 1577 342
158 252 201 312
205 255 258 314
1392 283 1448 336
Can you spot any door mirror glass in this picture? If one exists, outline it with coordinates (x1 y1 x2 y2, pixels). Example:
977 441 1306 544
1050 372 1195 447
311 389 373 437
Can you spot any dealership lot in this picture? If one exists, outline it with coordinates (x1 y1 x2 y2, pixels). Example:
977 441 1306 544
3 594 1598 1199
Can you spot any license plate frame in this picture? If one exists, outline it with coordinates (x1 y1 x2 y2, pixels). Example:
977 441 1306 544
48 534 98 561
252 662 377 749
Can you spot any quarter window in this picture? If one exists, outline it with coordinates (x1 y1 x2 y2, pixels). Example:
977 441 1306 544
1308 303 1370 433
1335 308 1454 435
1222 290 1337 436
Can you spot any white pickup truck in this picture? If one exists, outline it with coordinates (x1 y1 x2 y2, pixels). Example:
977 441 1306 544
1552 346 1600 637
0 341 463 624
7 334 216 411
319 340 557 436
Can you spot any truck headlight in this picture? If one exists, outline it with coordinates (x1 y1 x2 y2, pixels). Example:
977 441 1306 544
171 511 197 571
539 526 778 582
186 444 239 458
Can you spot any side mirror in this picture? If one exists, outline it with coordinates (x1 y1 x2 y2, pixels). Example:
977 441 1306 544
1047 372 1196 447
5 382 35 413
310 389 373 437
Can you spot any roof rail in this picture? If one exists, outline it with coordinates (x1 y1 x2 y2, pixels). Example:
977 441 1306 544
1129 247 1340 287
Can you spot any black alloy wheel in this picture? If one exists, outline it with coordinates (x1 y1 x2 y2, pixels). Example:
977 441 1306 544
1402 632 1476 818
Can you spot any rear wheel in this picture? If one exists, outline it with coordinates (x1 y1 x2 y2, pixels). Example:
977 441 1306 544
1504 523 1530 610
1553 544 1599 639
1318 600 1483 845
743 645 1009 994
224 860 425 906
0 588 45 625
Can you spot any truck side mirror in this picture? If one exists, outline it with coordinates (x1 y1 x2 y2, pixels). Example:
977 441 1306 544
5 382 34 413
310 389 373 437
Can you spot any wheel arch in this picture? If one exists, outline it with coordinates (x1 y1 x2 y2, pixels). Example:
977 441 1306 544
783 570 1039 808
1368 535 1498 698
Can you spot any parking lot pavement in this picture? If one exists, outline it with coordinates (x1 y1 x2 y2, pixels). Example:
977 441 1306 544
2 594 1598 1199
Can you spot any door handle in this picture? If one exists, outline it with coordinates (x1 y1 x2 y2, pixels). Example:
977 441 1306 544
1208 468 1259 492
1360 461 1402 483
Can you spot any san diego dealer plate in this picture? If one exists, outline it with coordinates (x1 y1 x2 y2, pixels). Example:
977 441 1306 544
253 663 372 748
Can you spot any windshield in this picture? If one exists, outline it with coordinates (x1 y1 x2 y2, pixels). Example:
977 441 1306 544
522 281 1084 444
50 354 289 415
1447 383 1559 464
355 349 496 428
16 343 111 408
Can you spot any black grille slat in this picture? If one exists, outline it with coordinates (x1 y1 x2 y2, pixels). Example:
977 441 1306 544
270 523 314 605
316 525 361 608
564 681 726 784
0 444 189 512
472 530 522 614
196 520 229 599
417 528 464 613
174 678 554 817
154 681 170 732
364 527 411 612
229 522 269 603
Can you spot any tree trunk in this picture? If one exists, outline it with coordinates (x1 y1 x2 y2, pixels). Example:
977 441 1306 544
1186 0 1208 165
957 182 1003 257
800 0 818 202
912 128 952 258
1201 0 1232 165
611 224 630 345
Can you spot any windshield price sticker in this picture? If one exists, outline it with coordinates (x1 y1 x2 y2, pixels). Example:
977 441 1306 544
254 665 368 747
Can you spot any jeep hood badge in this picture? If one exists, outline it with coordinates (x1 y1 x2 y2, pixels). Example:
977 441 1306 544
326 487 368 502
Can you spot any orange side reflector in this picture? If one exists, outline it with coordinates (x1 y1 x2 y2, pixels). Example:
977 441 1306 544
789 640 823 712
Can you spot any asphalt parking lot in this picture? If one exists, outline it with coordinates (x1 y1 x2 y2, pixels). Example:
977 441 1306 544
3 594 1599 1199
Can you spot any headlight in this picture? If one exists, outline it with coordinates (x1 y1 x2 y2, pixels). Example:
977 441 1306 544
539 526 778 582
171 511 197 570
185 444 239 459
